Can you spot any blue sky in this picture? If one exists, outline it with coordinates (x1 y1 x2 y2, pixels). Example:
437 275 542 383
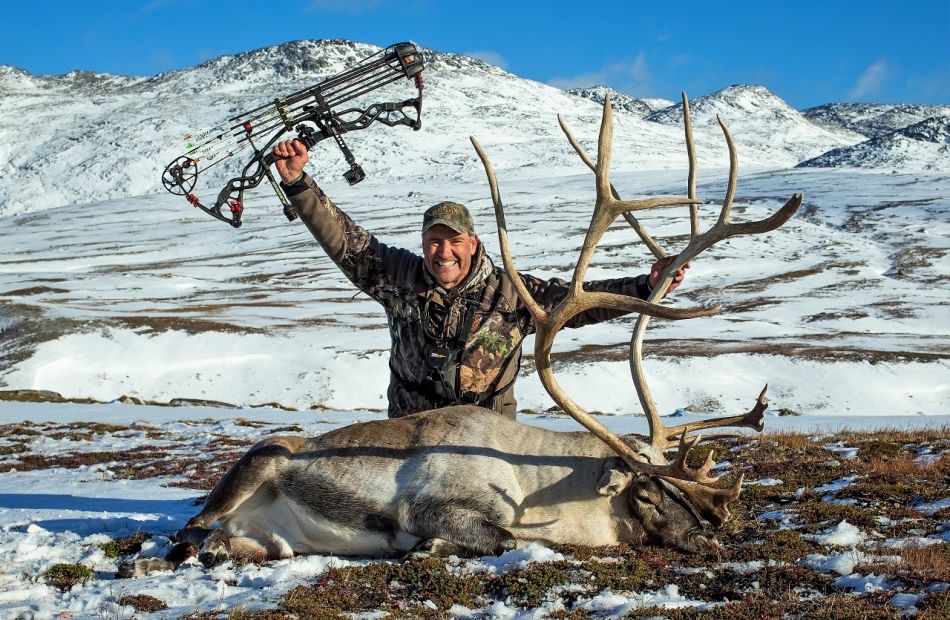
1 0 947 109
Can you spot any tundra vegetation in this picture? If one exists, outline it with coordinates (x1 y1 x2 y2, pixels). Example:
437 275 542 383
3 418 948 617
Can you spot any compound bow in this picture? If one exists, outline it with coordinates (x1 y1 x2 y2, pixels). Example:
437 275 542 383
161 42 424 228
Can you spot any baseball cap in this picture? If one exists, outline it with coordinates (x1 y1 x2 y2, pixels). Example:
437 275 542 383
422 201 475 234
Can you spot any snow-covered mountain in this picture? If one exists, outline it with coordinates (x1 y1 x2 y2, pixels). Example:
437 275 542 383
803 102 950 139
0 40 687 218
0 40 874 218
568 85 673 117
798 115 950 170
2 39 948 219
645 85 864 167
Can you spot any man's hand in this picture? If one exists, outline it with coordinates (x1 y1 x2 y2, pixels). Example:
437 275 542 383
648 256 690 295
273 139 309 183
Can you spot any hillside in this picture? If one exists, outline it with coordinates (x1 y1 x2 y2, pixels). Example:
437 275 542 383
799 115 950 170
0 42 866 217
803 102 950 138
646 84 862 167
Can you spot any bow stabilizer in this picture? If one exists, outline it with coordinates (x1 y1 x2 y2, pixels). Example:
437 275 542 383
161 42 425 228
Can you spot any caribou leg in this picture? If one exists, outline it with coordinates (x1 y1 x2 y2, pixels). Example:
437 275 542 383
408 499 517 556
118 436 306 577
116 539 199 578
186 435 308 529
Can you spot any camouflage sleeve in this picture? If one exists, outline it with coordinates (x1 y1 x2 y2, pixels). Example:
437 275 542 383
285 173 421 301
517 272 652 331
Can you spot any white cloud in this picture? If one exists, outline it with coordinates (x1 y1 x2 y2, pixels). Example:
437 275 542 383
464 50 508 70
547 52 651 95
669 53 691 68
849 60 888 99
627 52 650 82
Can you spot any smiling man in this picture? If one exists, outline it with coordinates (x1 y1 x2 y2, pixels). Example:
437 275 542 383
421 202 478 290
273 139 686 419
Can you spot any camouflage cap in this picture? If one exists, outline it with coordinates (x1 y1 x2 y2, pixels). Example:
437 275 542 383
422 201 475 235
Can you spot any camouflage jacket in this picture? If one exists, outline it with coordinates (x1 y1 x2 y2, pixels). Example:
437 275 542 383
286 174 652 419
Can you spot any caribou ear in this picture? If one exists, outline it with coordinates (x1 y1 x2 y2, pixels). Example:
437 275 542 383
597 458 634 496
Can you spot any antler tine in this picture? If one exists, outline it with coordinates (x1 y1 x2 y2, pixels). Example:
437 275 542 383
557 113 665 259
716 115 739 226
683 92 701 238
574 97 700 296
469 136 547 322
664 473 745 527
662 385 768 444
672 432 719 484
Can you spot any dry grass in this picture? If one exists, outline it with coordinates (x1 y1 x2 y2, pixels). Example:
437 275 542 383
898 544 950 582
861 453 942 478
761 429 811 450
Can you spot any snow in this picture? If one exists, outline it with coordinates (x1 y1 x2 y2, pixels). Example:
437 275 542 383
811 520 866 547
0 37 948 619
835 573 893 593
916 498 950 516
576 585 704 615
460 543 566 574
890 592 923 609
813 475 859 494
804 550 870 576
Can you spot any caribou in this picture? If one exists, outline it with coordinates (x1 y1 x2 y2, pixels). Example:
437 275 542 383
121 94 802 576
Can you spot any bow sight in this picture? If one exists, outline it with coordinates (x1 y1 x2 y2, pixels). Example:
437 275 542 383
161 42 424 228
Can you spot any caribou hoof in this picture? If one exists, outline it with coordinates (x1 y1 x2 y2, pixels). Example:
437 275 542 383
199 532 232 567
116 542 199 578
199 547 230 567
405 538 466 559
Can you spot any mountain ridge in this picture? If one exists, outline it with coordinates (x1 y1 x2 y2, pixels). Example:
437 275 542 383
1 39 947 218
803 102 950 139
568 85 673 117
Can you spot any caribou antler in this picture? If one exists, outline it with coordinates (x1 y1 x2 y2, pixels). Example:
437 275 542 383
471 92 803 526
627 99 800 455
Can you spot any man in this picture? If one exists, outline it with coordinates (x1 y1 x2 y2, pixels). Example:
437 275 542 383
273 139 687 419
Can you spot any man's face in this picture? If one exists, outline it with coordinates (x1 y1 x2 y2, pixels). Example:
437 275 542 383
422 224 478 290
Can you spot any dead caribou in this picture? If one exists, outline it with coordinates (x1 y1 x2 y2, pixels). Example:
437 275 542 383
121 93 802 576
